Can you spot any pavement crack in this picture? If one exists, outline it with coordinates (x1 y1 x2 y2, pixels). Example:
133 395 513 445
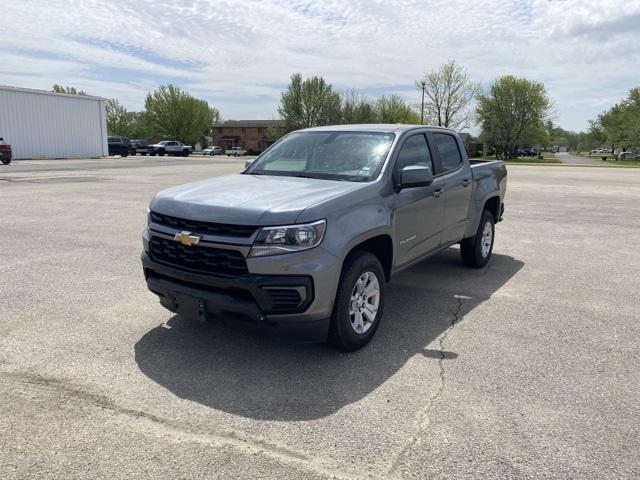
0 370 367 480
388 294 466 478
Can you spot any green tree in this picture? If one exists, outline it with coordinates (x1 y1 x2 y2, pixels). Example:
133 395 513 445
374 95 420 124
52 84 87 95
416 60 478 129
340 90 377 124
596 88 640 151
105 99 133 136
587 119 607 149
105 100 151 139
278 74 342 131
128 112 153 140
144 85 218 146
476 76 552 159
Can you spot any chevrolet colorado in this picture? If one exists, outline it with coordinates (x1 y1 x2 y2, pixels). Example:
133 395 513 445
142 125 507 350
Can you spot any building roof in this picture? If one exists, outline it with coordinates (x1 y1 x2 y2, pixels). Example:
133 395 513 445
0 84 106 101
213 120 284 128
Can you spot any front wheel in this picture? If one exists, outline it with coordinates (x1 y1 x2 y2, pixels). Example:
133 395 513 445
1 158 10 165
460 209 495 268
329 251 385 351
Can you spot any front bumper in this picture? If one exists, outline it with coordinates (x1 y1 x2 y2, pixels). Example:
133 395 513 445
141 249 338 342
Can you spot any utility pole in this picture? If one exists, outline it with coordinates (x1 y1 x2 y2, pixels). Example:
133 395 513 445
420 80 426 125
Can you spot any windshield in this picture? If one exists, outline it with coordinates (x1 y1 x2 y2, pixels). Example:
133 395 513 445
245 131 394 182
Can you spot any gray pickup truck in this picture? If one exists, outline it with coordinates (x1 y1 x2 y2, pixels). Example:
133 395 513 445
142 125 506 350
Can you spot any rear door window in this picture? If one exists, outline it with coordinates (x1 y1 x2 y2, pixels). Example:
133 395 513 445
433 134 462 172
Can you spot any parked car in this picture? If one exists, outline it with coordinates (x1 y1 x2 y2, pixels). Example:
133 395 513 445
147 141 192 157
107 136 132 157
141 125 507 350
615 151 637 160
131 139 149 156
202 146 222 156
0 137 11 165
226 146 247 156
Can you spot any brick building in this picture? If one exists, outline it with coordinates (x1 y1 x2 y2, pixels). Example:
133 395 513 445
210 120 284 154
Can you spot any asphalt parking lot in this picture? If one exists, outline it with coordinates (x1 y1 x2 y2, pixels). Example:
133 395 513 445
1 157 639 479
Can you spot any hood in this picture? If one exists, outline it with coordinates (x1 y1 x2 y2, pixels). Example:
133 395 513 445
150 173 366 225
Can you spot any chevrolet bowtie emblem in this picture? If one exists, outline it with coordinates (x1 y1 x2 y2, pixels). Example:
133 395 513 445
174 231 201 246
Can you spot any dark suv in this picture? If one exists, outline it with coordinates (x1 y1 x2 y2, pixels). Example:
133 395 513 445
107 136 132 157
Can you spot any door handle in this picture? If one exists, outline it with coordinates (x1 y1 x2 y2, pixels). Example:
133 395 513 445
433 188 444 198
461 178 471 187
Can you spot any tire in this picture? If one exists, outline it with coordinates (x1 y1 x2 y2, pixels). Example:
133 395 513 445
329 251 386 351
460 209 495 268
141 152 146 156
158 149 165 156
1 158 10 165
122 152 128 158
149 152 156 156
183 151 189 157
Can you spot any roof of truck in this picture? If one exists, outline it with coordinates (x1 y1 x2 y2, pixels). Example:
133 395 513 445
299 124 457 134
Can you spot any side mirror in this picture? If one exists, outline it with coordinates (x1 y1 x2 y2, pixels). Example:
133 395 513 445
399 165 433 188
244 158 254 169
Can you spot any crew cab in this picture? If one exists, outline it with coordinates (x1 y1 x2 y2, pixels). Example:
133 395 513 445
142 125 507 350
226 146 247 156
148 141 192 157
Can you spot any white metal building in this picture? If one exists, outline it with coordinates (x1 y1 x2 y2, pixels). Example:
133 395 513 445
0 85 108 159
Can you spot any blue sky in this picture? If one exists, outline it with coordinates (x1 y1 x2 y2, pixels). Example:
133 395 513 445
1 0 639 131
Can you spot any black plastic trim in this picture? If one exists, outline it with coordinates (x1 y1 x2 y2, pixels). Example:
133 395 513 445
142 252 314 316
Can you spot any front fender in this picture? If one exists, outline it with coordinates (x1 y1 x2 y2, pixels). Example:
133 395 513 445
320 202 393 261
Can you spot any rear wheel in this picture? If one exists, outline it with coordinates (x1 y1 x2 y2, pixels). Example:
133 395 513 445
460 209 495 268
1 158 10 165
329 251 385 351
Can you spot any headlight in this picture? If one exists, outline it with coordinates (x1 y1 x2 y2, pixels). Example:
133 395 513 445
249 220 326 257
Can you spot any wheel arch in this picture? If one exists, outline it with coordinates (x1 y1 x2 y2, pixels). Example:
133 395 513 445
483 195 501 222
464 193 502 238
344 234 394 282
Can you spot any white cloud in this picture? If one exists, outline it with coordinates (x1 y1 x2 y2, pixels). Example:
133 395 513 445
0 0 638 130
